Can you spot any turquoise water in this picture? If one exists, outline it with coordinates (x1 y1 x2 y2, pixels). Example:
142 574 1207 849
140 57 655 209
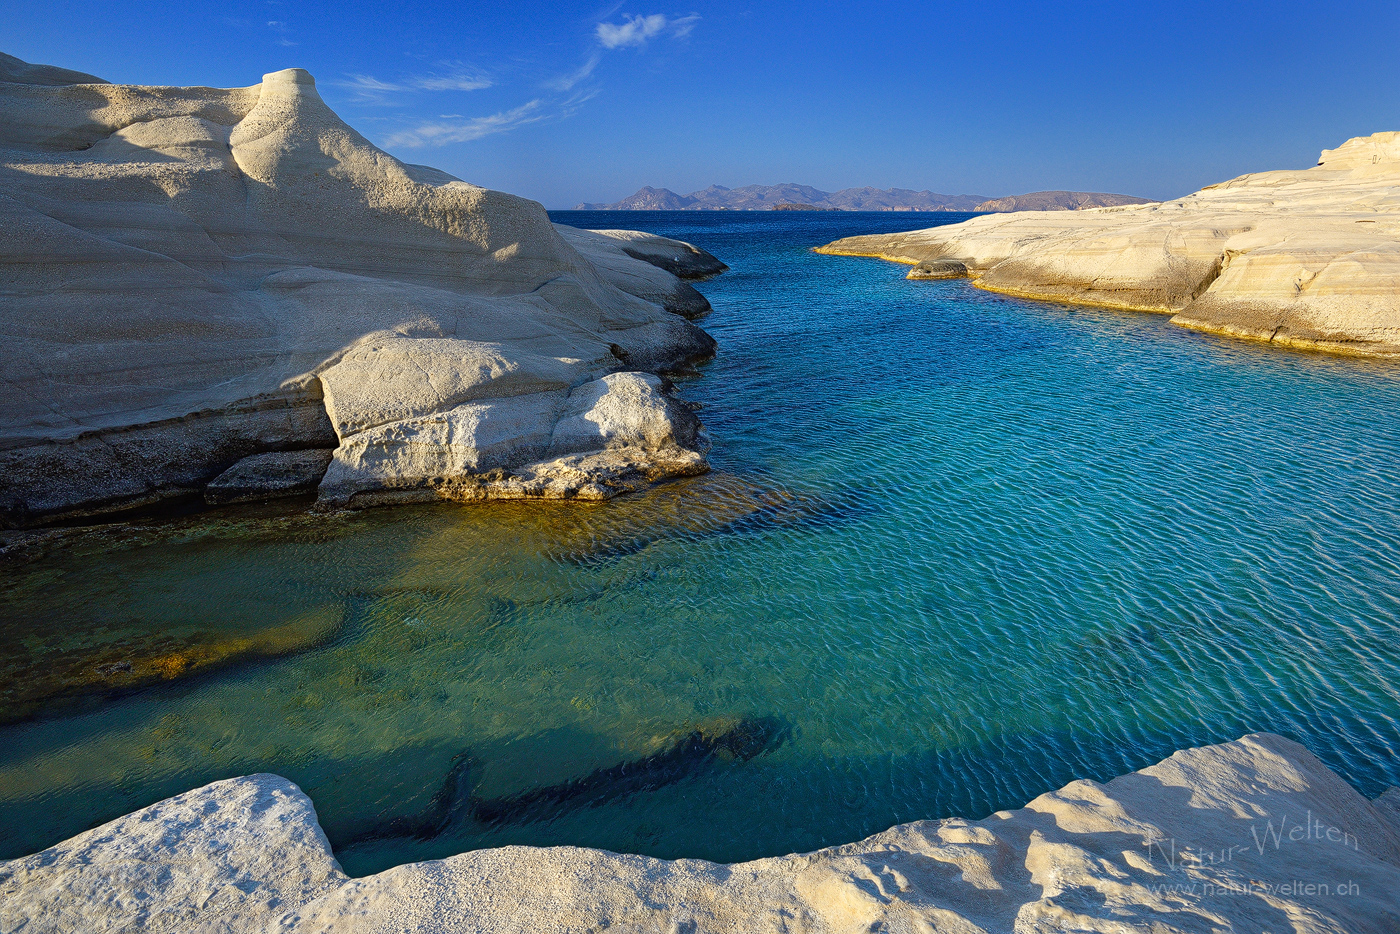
3 210 1400 876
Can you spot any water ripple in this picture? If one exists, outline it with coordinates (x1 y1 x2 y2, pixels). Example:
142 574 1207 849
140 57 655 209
2 211 1400 876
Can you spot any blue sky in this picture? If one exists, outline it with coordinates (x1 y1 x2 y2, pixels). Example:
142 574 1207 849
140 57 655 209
5 1 1398 207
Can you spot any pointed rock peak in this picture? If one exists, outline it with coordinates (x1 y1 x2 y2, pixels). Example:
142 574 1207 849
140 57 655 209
230 65 346 157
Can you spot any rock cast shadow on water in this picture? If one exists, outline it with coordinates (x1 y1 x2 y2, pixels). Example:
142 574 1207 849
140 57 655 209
337 715 793 849
0 471 838 725
324 718 1323 879
544 470 883 568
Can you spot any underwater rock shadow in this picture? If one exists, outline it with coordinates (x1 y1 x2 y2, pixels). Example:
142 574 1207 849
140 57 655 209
344 714 793 846
551 473 884 569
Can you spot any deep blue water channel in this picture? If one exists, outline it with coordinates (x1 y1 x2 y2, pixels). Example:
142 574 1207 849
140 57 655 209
3 211 1400 876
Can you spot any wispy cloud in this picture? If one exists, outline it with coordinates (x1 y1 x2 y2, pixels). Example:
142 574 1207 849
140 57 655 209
545 13 697 92
342 74 402 94
375 13 696 150
596 13 699 49
384 100 546 147
414 73 493 92
333 69 493 103
383 88 600 149
266 20 297 47
544 54 602 92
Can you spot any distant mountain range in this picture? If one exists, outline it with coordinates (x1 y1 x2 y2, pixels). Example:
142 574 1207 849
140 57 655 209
575 184 1153 212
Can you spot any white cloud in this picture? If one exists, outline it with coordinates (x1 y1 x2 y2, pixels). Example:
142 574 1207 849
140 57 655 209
360 14 699 151
333 70 492 103
669 14 700 38
596 12 699 49
266 20 297 47
544 54 602 92
414 73 493 92
384 100 545 147
343 74 402 93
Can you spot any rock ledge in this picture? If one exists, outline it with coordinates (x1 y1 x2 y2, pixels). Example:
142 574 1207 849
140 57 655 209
6 734 1400 933
818 132 1400 357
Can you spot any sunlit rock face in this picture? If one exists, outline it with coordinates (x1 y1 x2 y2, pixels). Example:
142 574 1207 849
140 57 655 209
0 55 718 527
6 734 1400 932
819 132 1400 357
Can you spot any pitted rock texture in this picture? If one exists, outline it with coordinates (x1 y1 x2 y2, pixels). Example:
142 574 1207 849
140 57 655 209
0 54 718 527
0 774 345 934
818 132 1400 356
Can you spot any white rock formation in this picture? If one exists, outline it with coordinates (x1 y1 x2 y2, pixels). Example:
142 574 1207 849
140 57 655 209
0 54 721 527
818 133 1400 356
6 734 1400 932
0 774 345 934
554 225 726 318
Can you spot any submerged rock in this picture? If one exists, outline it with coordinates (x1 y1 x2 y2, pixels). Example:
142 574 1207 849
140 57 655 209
0 54 722 528
7 734 1400 932
818 132 1400 356
0 602 345 724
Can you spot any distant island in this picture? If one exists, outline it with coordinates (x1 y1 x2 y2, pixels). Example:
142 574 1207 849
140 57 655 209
575 184 1153 212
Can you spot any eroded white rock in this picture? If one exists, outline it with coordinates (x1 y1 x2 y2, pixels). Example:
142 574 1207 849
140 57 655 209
318 372 706 506
0 774 345 934
7 735 1399 933
818 132 1400 356
0 55 718 526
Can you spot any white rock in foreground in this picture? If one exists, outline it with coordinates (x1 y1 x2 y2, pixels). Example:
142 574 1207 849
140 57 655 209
7 734 1400 933
818 132 1400 356
0 774 344 934
0 54 720 527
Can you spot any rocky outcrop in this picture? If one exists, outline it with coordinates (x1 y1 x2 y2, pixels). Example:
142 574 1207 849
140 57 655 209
0 774 346 934
818 132 1400 356
6 734 1400 932
0 54 721 527
552 225 725 318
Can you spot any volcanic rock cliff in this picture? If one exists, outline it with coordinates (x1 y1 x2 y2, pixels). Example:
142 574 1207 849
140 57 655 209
818 133 1400 356
0 54 725 527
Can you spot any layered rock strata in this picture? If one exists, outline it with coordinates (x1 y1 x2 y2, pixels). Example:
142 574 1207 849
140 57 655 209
818 132 1400 356
5 734 1400 932
0 54 720 527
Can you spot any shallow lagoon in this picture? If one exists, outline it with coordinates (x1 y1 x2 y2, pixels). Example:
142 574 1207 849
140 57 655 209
3 211 1400 876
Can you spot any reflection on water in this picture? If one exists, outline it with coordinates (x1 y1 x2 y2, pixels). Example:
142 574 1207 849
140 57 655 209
3 211 1400 877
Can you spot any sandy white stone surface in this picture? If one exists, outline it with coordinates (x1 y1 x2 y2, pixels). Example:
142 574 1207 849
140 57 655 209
5 734 1399 932
0 54 718 526
819 133 1400 357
